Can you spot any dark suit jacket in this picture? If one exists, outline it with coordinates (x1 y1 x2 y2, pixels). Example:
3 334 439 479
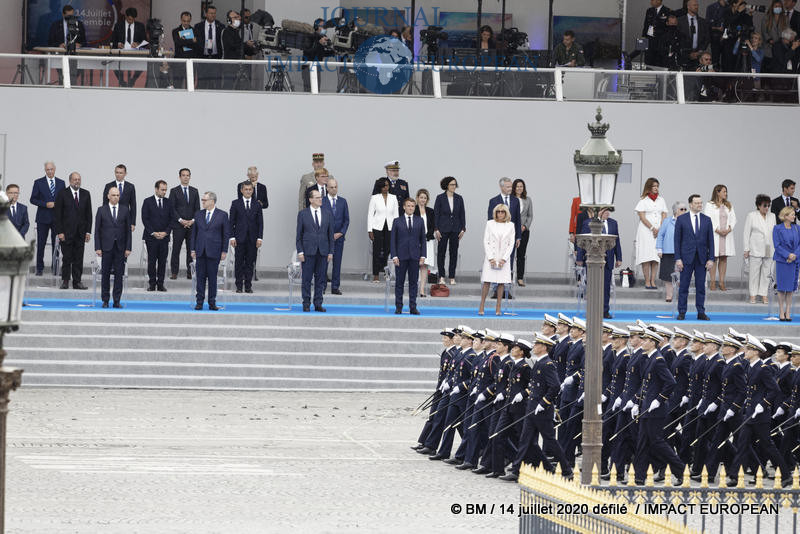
30 176 66 224
790 10 800 35
296 208 334 257
771 195 800 222
414 205 435 241
576 218 623 266
168 184 200 228
305 184 329 208
487 194 521 240
9 203 29 237
228 198 264 243
111 21 147 48
172 25 198 59
220 26 255 59
772 40 800 73
434 192 466 235
141 196 176 241
677 14 710 52
642 5 671 39
191 209 230 259
322 196 350 237
673 211 715 265
48 18 87 47
236 182 269 209
390 214 427 261
194 20 226 58
54 187 92 239
102 181 137 226
94 204 133 252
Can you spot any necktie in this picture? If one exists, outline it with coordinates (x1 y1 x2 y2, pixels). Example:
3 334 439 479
694 214 699 234
11 205 15 219
503 195 508 206
207 23 213 55
118 182 123 196
314 209 320 228
206 211 211 224
321 185 326 197
184 187 189 204
127 25 132 44
112 205 117 221
787 197 791 207
332 197 337 214
74 190 79 207
49 179 55 198
157 198 162 210
245 200 250 210
603 221 608 234
408 216 413 233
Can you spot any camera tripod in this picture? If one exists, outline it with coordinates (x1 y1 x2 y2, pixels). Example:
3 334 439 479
264 55 293 92
336 55 362 94
11 59 34 85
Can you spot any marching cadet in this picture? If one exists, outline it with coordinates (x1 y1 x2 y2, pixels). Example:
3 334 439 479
596 322 615 475
542 313 559 341
727 335 792 488
663 327 692 452
600 327 630 480
472 333 515 475
632 329 686 486
558 317 586 468
771 342 794 449
678 330 708 465
609 324 645 482
551 313 573 382
502 333 573 481
704 335 746 482
431 326 477 461
689 332 724 481
649 324 676 368
412 327 457 451
779 344 800 471
454 329 500 471
486 338 532 479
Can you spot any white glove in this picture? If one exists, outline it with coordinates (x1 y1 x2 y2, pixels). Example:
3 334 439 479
476 393 486 404
774 407 785 418
623 400 634 412
648 399 660 412
752 403 764 419
563 376 574 387
704 402 718 416
795 408 800 419
612 397 622 411
471 387 477 395
512 393 523 404
578 393 584 403
494 392 504 404
631 405 640 418
695 401 702 412
441 382 450 392
724 409 734 421
534 404 544 415
680 396 689 407
601 394 607 403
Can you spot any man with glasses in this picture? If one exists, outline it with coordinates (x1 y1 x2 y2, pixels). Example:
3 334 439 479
6 184 30 238
191 192 229 311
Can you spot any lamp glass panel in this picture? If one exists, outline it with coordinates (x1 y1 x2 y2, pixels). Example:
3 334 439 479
577 173 595 205
0 275 10 324
10 275 24 323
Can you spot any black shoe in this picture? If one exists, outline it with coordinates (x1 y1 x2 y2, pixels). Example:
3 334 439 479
416 447 435 455
195 304 203 310
410 308 420 315
485 472 502 478
654 470 665 483
113 302 123 309
60 281 69 289
236 288 243 293
315 306 326 312
332 289 342 295
674 476 684 486
677 313 686 320
443 458 461 465
35 271 43 276
73 282 88 290
782 477 793 488
455 463 475 470
429 454 448 461
604 313 613 319
395 308 402 314
726 477 738 487
410 444 423 451
600 471 610 481
303 305 310 312
245 288 253 294
147 285 156 292
697 313 710 321
472 466 492 474
102 302 109 308
157 286 167 292
499 473 519 482
562 472 574 481
634 479 646 486
169 274 178 280
209 304 219 311
689 474 702 482
186 273 192 280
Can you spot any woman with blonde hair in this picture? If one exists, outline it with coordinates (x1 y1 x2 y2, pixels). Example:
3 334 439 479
634 177 668 289
704 184 737 290
478 204 515 316
773 206 800 321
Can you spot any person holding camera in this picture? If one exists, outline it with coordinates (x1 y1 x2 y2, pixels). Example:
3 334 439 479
771 27 800 71
48 5 86 49
733 31 764 72
302 19 333 92
111 7 147 87
721 0 755 71
706 0 730 67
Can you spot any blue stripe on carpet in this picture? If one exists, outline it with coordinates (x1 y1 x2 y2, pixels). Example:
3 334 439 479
20 299 794 325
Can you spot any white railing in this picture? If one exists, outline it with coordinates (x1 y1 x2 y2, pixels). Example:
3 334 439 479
3 53 799 105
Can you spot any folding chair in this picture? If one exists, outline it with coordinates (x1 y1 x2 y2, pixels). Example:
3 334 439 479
139 240 149 290
740 256 749 302
575 265 587 315
189 255 229 309
285 251 303 309
90 257 128 307
384 260 396 313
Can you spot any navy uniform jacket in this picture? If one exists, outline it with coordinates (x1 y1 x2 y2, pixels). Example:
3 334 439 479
667 349 692 412
237 182 269 210
551 336 571 383
168 184 200 228
525 355 560 418
451 347 476 392
472 351 499 395
782 369 800 414
30 176 66 224
718 357 746 415
229 198 264 243
94 204 133 252
141 196 176 242
486 354 513 400
433 192 466 234
601 344 615 395
295 207 334 257
743 359 781 422
620 349 645 406
390 214 426 261
322 196 350 238
389 178 410 206
636 349 675 418
660 344 676 370
562 339 585 403
191 209 230 259
605 349 630 401
775 363 794 409
698 354 725 414
503 358 531 410
9 203 30 237
686 355 707 407
103 181 137 227
487 194 521 241
436 345 458 390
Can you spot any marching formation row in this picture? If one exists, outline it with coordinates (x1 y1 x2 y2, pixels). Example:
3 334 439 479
411 315 800 487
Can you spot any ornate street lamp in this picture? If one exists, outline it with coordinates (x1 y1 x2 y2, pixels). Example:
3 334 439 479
574 108 622 485
0 191 34 532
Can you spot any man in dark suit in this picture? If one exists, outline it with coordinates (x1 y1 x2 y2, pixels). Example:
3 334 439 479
48 5 87 49
54 171 92 290
30 161 66 275
322 178 349 295
236 166 269 209
102 164 136 232
141 180 175 292
576 208 623 319
191 191 229 311
771 179 800 222
220 10 256 89
786 0 800 34
171 11 197 89
6 184 30 238
94 187 132 308
169 168 200 279
110 7 147 87
195 5 226 89
677 0 710 68
229 181 263 293
305 169 329 208
296 189 334 312
643 0 671 66
674 194 715 321
391 198 426 315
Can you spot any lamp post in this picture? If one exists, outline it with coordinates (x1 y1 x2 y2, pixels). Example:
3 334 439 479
0 191 33 532
574 107 622 484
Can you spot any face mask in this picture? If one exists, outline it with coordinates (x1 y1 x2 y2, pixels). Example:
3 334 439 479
231 19 240 28
775 7 784 13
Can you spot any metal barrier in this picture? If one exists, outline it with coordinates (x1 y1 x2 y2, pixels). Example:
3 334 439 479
189 255 229 309
575 265 587 315
383 261 395 313
90 257 128 307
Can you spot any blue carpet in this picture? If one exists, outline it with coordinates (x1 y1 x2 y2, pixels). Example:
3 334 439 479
21 298 794 325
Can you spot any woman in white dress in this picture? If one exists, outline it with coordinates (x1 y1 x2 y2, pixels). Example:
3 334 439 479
704 184 737 291
742 194 775 303
634 177 668 289
478 204 515 316
414 189 436 298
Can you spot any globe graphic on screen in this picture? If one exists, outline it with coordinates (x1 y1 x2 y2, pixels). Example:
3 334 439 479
354 36 414 94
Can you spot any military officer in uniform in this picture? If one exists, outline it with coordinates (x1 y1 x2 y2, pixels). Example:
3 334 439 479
298 153 334 211
372 161 409 208
412 327 457 451
601 327 631 480
689 332 724 480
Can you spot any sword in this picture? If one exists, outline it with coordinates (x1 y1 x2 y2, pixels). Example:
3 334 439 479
770 417 799 437
554 408 584 430
488 406 546 440
690 416 728 447
774 419 800 437
467 400 505 430
667 408 703 440
411 391 437 415
609 413 642 441
428 391 469 417
716 417 753 450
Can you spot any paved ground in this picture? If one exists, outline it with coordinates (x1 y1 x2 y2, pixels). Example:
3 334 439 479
5 390 518 534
